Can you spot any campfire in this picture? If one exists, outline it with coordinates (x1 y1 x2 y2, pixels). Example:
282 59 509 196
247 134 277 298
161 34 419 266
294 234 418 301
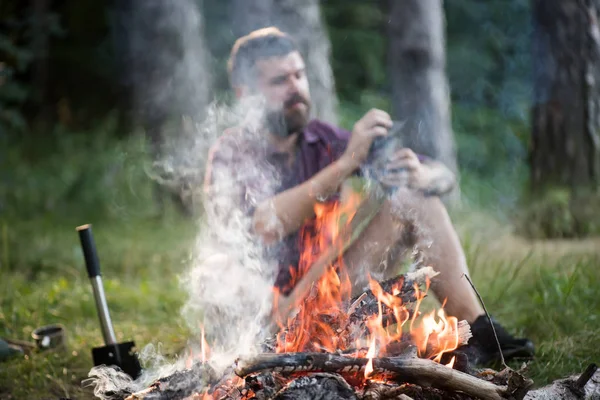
94 190 599 400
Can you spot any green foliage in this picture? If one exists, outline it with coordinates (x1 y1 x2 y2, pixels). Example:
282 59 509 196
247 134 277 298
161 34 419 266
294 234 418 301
445 0 532 119
322 1 388 104
452 104 529 209
516 188 600 239
0 5 66 134
0 27 33 133
0 116 158 222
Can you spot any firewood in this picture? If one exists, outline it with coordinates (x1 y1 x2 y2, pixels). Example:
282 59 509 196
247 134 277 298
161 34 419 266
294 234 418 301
271 269 443 354
381 320 471 357
345 267 439 328
523 364 600 400
234 353 509 400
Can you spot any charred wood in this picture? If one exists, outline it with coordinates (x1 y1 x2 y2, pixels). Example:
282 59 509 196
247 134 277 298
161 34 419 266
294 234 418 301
347 267 440 322
574 363 598 391
523 365 600 400
235 353 509 400
124 363 217 400
120 356 600 400
272 373 357 400
272 270 438 353
362 382 474 400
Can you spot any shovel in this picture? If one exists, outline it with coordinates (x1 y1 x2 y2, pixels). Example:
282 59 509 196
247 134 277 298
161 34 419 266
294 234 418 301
76 224 142 379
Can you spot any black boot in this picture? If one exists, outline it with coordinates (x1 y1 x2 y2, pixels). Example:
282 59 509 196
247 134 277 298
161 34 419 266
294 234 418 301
464 315 535 366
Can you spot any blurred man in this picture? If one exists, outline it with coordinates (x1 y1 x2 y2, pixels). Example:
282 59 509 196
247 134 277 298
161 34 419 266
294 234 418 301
203 27 534 365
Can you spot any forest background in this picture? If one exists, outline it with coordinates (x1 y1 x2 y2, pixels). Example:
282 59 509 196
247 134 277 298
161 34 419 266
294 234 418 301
1 1 598 398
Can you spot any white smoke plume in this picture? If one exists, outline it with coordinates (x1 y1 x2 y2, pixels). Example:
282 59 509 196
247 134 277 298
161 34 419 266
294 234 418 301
87 94 284 397
177 96 283 372
88 1 287 397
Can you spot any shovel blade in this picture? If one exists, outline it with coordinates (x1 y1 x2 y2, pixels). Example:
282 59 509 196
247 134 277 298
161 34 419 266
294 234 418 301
92 341 142 379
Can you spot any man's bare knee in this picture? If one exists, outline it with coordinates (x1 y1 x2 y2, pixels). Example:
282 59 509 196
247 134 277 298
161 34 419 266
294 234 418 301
389 189 454 233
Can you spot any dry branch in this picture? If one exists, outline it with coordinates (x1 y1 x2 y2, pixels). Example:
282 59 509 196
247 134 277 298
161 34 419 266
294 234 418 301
523 365 600 400
235 353 509 400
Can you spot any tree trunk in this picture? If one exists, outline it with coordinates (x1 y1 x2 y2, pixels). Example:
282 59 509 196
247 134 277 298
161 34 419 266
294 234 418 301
230 0 273 37
127 0 211 215
230 0 339 125
387 0 459 182
530 0 600 191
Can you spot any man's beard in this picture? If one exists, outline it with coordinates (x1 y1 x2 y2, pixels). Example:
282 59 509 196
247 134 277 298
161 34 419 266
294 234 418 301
264 94 310 137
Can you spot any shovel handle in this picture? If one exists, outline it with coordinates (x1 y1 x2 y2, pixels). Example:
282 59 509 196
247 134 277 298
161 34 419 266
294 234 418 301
76 223 118 346
77 224 101 278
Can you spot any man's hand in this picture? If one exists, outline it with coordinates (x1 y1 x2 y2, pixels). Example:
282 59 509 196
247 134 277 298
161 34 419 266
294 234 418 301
380 148 456 196
339 108 393 170
380 148 429 190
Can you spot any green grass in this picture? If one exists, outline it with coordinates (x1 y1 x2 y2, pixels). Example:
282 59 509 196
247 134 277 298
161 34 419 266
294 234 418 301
1 212 599 399
0 216 198 399
464 236 600 383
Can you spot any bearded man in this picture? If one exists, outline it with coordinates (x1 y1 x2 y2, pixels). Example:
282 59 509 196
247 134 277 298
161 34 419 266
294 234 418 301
203 27 534 366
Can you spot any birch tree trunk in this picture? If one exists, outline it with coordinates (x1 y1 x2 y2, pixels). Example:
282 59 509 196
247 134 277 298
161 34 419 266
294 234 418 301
531 0 600 191
231 0 339 124
387 0 459 183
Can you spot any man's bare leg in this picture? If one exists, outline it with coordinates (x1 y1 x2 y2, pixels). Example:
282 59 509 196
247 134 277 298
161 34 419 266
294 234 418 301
343 188 484 324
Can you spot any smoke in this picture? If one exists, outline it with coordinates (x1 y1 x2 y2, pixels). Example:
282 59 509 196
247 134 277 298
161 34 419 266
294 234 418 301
177 96 283 372
89 1 287 396
88 101 281 400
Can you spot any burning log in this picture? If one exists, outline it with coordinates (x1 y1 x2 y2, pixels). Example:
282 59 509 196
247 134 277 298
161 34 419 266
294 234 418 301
346 274 418 328
234 353 509 400
121 361 600 400
381 320 472 356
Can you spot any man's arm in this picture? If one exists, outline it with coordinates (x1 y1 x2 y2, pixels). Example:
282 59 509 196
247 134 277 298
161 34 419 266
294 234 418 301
381 148 457 196
252 157 355 244
253 108 393 244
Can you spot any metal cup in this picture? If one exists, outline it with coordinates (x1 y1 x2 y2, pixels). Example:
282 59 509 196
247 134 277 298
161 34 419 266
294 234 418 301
31 324 67 351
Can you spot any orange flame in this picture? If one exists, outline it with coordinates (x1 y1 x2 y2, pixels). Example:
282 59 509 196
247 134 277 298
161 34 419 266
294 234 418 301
271 190 461 367
446 355 456 369
201 326 210 363
364 338 376 378
274 193 361 353
186 325 211 369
